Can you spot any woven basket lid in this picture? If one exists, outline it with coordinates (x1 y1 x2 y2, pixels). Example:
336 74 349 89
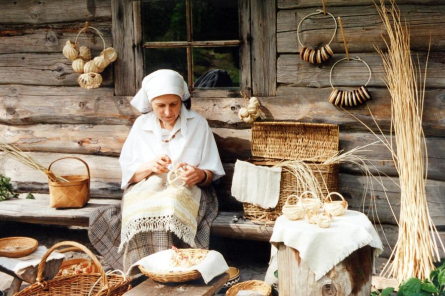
251 121 339 162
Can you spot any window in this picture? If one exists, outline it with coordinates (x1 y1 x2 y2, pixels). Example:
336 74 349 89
141 0 241 90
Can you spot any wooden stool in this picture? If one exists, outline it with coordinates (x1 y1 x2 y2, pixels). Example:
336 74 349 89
277 244 372 296
123 272 229 296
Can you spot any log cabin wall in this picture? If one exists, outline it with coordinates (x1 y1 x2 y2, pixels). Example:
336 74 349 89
1 0 445 259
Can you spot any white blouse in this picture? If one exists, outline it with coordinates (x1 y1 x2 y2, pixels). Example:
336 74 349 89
119 104 225 189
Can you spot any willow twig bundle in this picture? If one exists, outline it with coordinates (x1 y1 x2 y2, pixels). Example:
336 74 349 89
0 141 66 182
375 0 444 283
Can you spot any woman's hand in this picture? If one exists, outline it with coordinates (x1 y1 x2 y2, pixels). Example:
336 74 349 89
149 155 171 174
176 162 206 186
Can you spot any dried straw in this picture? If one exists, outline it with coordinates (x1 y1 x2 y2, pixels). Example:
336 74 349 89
375 0 444 283
0 141 66 182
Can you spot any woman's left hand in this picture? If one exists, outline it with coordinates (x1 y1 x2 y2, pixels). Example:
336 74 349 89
176 162 205 186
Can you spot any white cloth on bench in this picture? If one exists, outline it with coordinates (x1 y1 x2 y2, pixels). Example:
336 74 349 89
0 246 64 277
269 210 383 281
231 160 282 209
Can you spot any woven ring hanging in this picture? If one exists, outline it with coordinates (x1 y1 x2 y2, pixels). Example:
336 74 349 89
297 9 338 64
328 57 372 107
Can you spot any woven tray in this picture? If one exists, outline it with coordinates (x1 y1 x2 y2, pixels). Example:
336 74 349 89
0 237 38 258
226 280 272 296
139 249 208 283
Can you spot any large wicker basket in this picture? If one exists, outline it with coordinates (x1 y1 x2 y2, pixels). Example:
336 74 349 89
15 241 130 296
243 122 339 222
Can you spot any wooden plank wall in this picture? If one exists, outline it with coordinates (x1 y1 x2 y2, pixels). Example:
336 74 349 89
1 0 445 258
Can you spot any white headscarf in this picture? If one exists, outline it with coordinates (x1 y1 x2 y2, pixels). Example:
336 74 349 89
131 69 190 113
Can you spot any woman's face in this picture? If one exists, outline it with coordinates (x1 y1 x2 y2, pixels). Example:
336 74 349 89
151 94 182 128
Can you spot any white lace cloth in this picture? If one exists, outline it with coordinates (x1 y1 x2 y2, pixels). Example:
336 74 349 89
269 210 383 281
128 249 229 284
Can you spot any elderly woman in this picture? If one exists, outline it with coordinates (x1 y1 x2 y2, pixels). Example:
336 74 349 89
89 70 225 271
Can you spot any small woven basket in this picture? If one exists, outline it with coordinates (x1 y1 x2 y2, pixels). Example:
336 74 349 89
15 241 130 296
139 249 208 283
48 157 90 208
0 237 38 258
299 191 322 214
282 195 305 221
323 192 348 216
243 121 339 223
226 280 272 296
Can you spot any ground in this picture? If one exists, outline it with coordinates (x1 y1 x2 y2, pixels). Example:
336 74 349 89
0 221 271 295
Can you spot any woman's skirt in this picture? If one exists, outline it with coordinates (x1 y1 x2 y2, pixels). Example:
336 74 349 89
88 185 219 272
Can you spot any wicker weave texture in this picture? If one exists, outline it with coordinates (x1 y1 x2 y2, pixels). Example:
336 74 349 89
15 241 130 296
226 280 272 296
251 122 339 162
139 249 208 283
243 163 339 222
0 237 38 258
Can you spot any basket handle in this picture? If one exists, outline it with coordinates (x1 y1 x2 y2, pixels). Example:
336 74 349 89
325 192 347 208
48 157 91 187
36 241 110 293
300 190 319 200
285 194 300 206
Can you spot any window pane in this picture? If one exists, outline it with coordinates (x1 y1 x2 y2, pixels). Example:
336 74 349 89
193 47 240 89
192 0 239 41
141 0 187 42
144 48 188 80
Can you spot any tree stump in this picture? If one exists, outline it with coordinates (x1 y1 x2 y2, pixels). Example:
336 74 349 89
277 243 372 296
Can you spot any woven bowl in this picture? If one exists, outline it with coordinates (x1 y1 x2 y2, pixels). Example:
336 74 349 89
0 237 38 258
139 249 208 283
223 267 240 288
226 280 272 296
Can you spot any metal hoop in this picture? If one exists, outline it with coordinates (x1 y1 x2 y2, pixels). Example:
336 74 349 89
297 9 338 48
329 56 372 89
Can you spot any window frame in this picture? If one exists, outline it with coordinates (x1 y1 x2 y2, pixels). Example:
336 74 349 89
111 0 276 98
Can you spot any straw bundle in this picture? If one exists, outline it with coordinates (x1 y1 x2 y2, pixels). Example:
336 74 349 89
375 0 443 283
0 141 66 182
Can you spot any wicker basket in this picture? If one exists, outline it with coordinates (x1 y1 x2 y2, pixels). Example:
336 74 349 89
48 157 90 208
226 280 272 296
139 249 208 283
15 241 130 296
0 237 38 258
243 122 339 222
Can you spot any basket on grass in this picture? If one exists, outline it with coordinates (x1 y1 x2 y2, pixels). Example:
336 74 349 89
243 122 340 222
139 249 208 283
48 157 90 208
226 280 272 296
15 241 130 296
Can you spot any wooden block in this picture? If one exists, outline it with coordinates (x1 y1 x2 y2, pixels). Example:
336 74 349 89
123 273 229 296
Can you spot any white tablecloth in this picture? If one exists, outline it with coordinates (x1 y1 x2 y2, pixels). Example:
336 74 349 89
269 210 383 281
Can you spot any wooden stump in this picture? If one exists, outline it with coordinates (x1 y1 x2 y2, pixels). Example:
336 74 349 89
277 243 372 296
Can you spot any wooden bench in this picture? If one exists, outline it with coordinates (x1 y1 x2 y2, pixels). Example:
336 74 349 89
0 196 273 242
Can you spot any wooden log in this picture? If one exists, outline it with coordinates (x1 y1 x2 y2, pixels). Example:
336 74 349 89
0 124 252 162
218 164 445 226
277 244 372 296
0 22 112 54
0 53 113 86
3 86 445 137
0 0 111 24
278 0 443 9
251 0 277 96
0 152 122 198
277 53 445 88
111 0 138 96
277 5 445 53
239 0 252 96
0 84 114 97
